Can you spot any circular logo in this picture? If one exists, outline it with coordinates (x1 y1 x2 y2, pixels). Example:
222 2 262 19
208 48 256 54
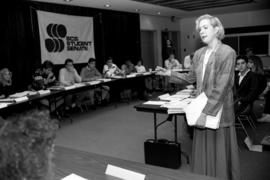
45 24 67 52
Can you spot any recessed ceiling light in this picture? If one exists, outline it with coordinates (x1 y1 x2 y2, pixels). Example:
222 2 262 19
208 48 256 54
64 0 72 2
157 12 161 15
135 9 140 12
104 4 111 8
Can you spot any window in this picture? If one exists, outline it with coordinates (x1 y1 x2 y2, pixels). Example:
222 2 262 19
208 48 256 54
223 33 270 56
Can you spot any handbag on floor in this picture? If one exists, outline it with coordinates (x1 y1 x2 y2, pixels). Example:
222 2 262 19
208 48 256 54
144 139 181 169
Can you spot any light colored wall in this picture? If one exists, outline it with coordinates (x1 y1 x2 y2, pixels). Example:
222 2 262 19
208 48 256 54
140 14 181 67
180 9 270 66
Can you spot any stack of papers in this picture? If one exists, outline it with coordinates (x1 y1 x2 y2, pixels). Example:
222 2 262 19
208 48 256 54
159 94 190 101
161 99 192 114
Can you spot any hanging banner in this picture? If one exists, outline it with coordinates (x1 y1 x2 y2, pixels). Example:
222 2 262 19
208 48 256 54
37 10 95 64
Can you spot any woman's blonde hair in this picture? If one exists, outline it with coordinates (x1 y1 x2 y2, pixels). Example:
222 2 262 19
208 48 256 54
195 14 225 40
0 110 58 180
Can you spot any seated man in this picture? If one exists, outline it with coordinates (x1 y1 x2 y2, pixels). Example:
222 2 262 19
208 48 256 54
0 68 14 98
103 57 122 78
0 109 57 180
163 54 183 92
121 60 136 75
234 55 258 115
59 58 82 110
164 53 182 70
31 60 57 90
59 59 81 86
80 58 110 105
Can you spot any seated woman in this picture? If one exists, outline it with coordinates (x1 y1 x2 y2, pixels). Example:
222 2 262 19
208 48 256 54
0 109 58 180
31 60 57 90
248 55 267 97
0 68 14 98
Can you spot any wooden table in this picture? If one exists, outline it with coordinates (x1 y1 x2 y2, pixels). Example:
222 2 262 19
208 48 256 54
53 146 221 180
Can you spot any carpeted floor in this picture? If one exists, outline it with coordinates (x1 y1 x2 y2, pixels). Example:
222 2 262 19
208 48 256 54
55 99 270 180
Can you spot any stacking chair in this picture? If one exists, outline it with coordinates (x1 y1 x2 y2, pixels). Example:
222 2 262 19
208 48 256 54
235 102 256 139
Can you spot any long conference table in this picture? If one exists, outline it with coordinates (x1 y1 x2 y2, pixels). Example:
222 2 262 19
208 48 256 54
53 146 221 180
0 72 157 114
0 69 191 115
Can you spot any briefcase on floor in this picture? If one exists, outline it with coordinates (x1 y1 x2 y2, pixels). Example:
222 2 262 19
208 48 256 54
144 139 181 169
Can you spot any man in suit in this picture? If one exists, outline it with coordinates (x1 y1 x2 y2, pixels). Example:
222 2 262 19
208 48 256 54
234 55 258 115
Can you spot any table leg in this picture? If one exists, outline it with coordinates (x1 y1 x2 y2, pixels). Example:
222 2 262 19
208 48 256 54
174 115 178 143
154 113 157 140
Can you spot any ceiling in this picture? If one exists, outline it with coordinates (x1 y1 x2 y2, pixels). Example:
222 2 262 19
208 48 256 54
31 0 270 18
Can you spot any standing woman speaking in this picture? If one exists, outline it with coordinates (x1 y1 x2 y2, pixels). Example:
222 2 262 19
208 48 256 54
157 14 240 180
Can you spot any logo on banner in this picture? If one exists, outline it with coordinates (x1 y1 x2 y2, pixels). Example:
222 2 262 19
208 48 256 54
45 24 67 52
45 23 92 53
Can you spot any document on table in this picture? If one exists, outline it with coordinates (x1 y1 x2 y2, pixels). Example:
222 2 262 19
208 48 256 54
85 80 101 85
9 91 37 98
161 99 191 114
143 101 168 105
142 72 151 75
0 98 16 103
61 173 88 180
97 78 111 82
159 94 190 101
14 96 29 103
64 85 77 90
105 164 145 180
38 90 51 96
0 103 11 109
184 92 223 129
126 73 137 78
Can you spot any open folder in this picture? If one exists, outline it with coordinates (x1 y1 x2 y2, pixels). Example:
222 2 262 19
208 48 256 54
184 92 223 129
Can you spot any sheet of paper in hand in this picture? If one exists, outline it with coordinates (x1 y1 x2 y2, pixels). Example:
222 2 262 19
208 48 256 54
184 92 223 129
